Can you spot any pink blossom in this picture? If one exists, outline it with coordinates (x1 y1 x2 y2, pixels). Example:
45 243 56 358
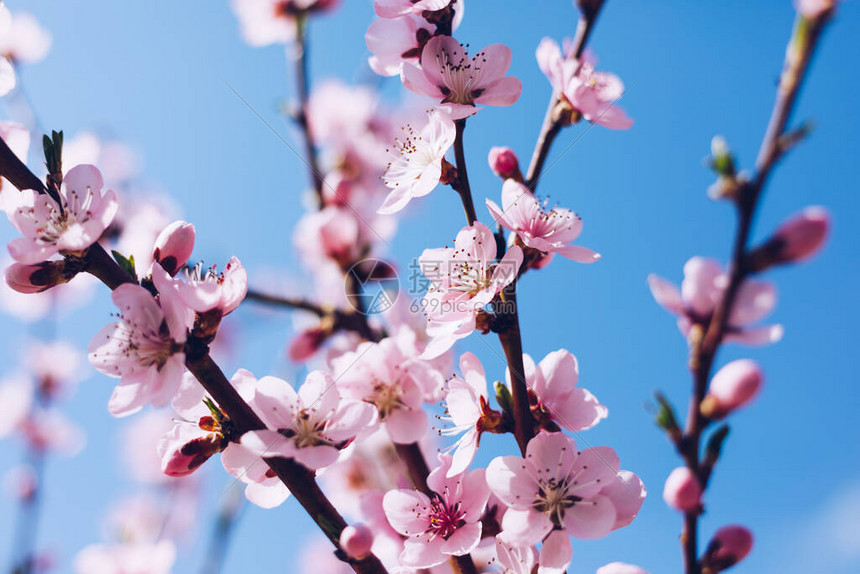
366 14 432 76
796 0 838 18
379 110 456 214
762 206 830 266
513 349 607 434
648 256 783 346
419 222 523 358
706 525 753 569
0 376 31 439
486 433 644 561
0 8 51 65
493 537 538 574
7 165 119 264
488 146 521 179
288 326 328 362
331 338 438 444
89 265 192 416
537 39 631 129
20 409 85 455
340 524 375 560
221 442 290 509
487 180 600 265
0 56 13 96
596 563 649 574
375 0 457 18
73 541 175 574
27 340 83 398
239 370 375 470
294 206 362 265
152 220 195 276
402 35 522 119
702 359 763 418
441 351 494 476
383 454 489 568
174 257 247 316
662 467 702 512
230 0 339 47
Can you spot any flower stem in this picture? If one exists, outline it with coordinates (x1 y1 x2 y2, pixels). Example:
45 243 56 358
496 282 533 455
679 11 832 574
292 16 325 209
453 119 478 226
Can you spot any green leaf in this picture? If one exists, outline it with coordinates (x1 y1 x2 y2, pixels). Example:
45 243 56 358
111 250 138 282
494 381 514 417
705 424 730 463
655 392 680 433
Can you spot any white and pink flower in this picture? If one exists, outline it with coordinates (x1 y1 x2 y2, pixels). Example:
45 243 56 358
7 165 119 264
487 180 600 267
89 265 192 416
648 256 783 346
487 433 645 573
402 35 521 119
173 257 247 317
382 454 489 568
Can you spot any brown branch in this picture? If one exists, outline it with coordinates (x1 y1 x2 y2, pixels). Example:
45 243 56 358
292 16 325 209
452 119 478 226
496 282 533 455
679 11 832 574
245 289 327 315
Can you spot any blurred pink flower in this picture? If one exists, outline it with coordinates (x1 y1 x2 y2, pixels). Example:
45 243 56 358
0 376 31 439
230 0 338 47
0 8 51 65
663 466 702 512
488 146 521 179
294 206 362 265
702 359 763 418
375 0 455 17
648 256 783 346
488 180 600 266
89 265 192 416
7 165 119 264
0 56 13 96
706 525 753 569
402 35 521 119
366 14 432 76
379 109 456 215
596 563 649 574
73 541 175 574
340 524 374 560
383 454 489 568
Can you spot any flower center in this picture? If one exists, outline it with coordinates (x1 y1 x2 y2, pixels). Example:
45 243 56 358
427 497 466 540
369 379 404 420
435 45 487 106
24 187 96 246
280 409 332 449
533 478 581 527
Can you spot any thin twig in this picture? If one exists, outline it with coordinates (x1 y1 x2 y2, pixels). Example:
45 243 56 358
452 119 478 226
292 17 325 209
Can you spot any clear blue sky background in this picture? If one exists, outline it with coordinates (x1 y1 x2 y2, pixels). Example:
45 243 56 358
0 1 858 573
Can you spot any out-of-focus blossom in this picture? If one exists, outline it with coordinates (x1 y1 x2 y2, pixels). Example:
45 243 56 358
487 432 645 571
419 222 522 358
0 8 51 65
27 340 83 398
331 338 439 444
152 220 195 276
750 206 830 270
340 524 374 560
299 537 353 574
796 0 839 18
402 36 521 119
596 563 649 574
379 110 456 215
120 410 175 484
487 180 600 267
383 454 489 568
239 371 375 471
366 14 432 76
701 359 763 418
295 206 362 266
63 131 143 188
513 349 607 433
7 165 119 264
0 376 31 438
705 525 753 570
230 0 339 47
375 0 455 17
73 540 175 574
648 256 783 346
537 39 632 129
288 326 329 362
662 467 702 512
89 265 192 416
0 56 14 96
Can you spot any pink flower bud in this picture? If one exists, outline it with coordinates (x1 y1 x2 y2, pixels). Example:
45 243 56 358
288 327 328 362
157 423 224 477
153 220 196 276
663 467 702 512
706 525 753 570
488 146 521 180
339 524 374 560
5 261 73 293
771 206 830 263
702 359 763 418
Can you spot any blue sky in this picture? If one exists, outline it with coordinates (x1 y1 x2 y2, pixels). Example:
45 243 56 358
0 1 858 573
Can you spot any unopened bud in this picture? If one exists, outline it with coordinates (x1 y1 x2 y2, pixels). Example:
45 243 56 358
340 524 374 560
662 467 702 512
749 207 829 272
6 261 75 293
796 0 837 19
701 359 762 419
153 220 196 276
704 525 753 571
488 147 522 181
